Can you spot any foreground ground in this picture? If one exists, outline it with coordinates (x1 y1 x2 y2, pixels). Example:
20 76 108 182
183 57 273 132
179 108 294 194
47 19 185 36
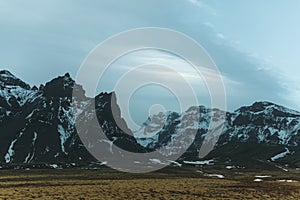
1 167 300 199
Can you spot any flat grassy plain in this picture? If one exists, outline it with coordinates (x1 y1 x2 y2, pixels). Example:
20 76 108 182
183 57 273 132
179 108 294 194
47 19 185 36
1 167 300 199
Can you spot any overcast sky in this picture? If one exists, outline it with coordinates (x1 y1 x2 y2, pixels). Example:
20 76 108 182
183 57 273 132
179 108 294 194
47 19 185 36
0 0 299 126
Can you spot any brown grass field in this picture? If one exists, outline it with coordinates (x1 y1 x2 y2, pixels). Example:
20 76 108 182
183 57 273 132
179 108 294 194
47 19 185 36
1 167 300 199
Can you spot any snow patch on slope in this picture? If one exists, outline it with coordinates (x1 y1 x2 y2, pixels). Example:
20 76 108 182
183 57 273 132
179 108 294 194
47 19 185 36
57 125 70 154
205 174 225 179
271 147 291 161
24 132 38 163
5 132 23 163
184 159 214 165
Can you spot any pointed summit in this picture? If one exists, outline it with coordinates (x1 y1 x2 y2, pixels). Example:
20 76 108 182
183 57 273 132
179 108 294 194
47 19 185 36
43 73 75 98
0 70 16 77
0 69 30 89
64 72 70 78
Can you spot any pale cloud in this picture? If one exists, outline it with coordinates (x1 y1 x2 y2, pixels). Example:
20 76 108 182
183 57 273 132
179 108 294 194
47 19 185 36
186 0 204 8
139 50 234 84
203 22 215 29
216 33 225 39
186 0 217 15
106 49 238 88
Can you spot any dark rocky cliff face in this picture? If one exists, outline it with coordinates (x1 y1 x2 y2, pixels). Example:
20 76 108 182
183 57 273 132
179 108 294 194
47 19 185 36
0 71 145 166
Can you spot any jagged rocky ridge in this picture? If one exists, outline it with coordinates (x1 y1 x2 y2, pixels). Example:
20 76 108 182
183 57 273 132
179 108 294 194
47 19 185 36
1 70 300 168
137 102 300 149
0 70 145 167
136 102 300 167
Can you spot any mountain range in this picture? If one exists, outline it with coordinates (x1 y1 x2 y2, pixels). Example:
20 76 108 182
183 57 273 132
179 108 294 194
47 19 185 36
0 69 300 170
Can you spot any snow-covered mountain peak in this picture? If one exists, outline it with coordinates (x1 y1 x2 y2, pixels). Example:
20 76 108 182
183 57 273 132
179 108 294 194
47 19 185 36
0 70 31 89
0 70 15 77
235 101 300 117
62 73 73 88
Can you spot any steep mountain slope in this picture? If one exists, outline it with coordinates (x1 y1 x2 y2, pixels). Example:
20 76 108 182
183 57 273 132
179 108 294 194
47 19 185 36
134 102 300 166
0 70 145 166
